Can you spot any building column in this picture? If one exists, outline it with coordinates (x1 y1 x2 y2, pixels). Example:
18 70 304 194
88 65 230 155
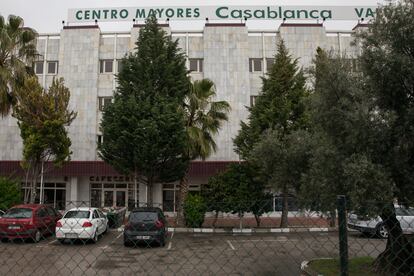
67 177 78 209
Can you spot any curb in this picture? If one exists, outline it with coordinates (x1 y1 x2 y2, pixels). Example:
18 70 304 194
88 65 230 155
167 227 334 233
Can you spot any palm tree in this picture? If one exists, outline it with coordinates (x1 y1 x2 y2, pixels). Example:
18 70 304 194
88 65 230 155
176 78 231 226
0 15 38 116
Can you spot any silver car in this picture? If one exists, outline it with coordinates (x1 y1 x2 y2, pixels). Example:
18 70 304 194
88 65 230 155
348 206 414 238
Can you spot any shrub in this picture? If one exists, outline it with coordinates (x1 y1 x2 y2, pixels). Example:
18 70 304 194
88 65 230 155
0 177 21 210
183 194 207 228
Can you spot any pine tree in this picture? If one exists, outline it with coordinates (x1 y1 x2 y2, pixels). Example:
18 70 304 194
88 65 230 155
234 40 308 227
99 16 190 206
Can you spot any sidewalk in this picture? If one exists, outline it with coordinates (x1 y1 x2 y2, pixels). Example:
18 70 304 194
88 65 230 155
166 216 330 228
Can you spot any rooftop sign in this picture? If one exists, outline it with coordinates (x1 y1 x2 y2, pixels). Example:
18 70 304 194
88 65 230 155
68 6 377 23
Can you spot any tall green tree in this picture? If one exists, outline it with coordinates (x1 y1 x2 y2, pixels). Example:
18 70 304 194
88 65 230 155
99 16 190 206
203 163 269 227
251 129 311 227
0 15 37 116
357 1 414 273
176 79 230 225
234 41 308 227
13 77 77 203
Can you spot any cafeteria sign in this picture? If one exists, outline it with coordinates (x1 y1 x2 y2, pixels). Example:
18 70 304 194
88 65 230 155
68 6 377 22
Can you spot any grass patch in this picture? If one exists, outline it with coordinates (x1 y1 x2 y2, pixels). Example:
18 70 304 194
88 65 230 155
307 256 375 276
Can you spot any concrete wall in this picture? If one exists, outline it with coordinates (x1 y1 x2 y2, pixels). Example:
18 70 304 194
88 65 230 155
0 24 359 163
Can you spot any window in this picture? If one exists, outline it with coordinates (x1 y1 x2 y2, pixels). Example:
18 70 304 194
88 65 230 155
189 59 203 72
266 58 275 72
98 96 113 111
93 210 99 219
97 135 103 145
47 61 58 74
250 95 259 107
249 58 262 72
100 60 113 73
37 208 47 218
117 59 124 73
34 61 44 75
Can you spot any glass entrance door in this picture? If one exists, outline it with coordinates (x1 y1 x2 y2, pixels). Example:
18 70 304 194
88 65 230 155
104 191 114 206
116 191 126 207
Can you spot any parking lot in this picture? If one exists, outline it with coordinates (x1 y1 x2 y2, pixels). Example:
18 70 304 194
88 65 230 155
0 229 387 275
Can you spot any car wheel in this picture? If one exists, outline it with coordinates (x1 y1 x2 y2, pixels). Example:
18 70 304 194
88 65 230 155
124 239 130 247
377 224 389 239
57 239 65 244
32 230 41 243
92 231 98 243
1 238 8 243
159 236 165 247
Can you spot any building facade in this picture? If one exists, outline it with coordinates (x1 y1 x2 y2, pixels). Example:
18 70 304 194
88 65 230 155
0 22 366 212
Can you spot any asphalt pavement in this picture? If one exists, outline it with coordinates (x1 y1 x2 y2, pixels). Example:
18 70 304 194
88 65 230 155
0 229 386 275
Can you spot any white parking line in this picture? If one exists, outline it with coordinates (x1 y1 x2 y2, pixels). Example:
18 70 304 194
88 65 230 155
227 240 235 250
167 241 172 250
98 245 109 250
48 239 57 245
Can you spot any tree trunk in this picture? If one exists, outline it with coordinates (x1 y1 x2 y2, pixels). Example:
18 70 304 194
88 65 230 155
212 211 218 228
147 176 153 207
254 214 261 227
329 210 336 227
239 212 243 230
373 204 414 275
280 191 289 228
30 163 39 204
175 172 189 227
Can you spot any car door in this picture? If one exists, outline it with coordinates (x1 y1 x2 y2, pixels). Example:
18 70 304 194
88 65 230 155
92 210 102 234
36 208 49 236
45 207 57 233
396 207 409 232
98 210 107 231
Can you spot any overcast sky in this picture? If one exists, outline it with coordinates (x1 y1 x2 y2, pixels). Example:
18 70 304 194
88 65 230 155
1 0 383 33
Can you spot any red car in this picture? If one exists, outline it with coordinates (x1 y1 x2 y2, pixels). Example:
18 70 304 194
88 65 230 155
0 204 62 243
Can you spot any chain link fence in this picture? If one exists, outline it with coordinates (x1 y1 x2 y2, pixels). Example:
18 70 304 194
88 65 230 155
0 197 413 275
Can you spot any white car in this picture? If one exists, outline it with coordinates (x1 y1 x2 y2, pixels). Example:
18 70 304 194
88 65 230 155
348 206 414 238
55 208 108 243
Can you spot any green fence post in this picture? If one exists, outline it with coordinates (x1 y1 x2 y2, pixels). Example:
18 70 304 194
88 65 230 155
337 195 349 276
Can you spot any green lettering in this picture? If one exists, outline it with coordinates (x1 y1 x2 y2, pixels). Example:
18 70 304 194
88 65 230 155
216 7 229 19
156 9 164 17
111 10 117 19
165 8 174 17
310 10 319 19
267 7 277 19
119 9 128 19
231 9 243 19
148 9 156 17
355 8 364 18
365 8 375 18
321 10 332 19
194 8 200 18
84 10 90 20
296 10 308 19
177 8 184 17
244 10 252 19
102 10 109 19
76 11 83 20
284 10 295 19
186 8 192 17
92 10 101 20
135 9 145 18
253 9 265 19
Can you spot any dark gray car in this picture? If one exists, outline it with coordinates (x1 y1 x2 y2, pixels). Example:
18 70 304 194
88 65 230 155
123 207 167 247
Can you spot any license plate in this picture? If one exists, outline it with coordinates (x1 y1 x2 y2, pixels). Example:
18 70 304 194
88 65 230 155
136 236 150 240
8 225 20 230
66 233 78 239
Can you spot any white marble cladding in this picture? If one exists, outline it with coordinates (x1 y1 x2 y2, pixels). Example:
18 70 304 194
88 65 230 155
0 25 359 162
58 28 100 161
203 26 250 161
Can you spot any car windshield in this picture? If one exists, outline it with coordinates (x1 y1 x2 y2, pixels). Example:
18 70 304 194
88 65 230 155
3 208 33 219
64 210 90 219
130 212 158 222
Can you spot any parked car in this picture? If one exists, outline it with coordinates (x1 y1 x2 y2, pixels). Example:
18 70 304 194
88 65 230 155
0 210 4 217
0 204 61 242
124 207 167 247
348 205 414 238
55 207 108 243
